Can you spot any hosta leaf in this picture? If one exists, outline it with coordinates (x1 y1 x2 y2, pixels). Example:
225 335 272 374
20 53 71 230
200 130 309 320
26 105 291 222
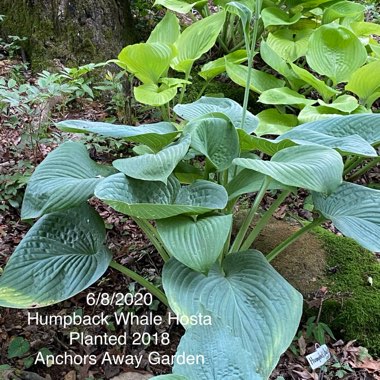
157 214 232 273
226 169 293 200
134 83 178 106
283 114 380 146
56 120 178 151
163 251 302 379
350 22 380 37
185 117 239 171
255 108 298 136
199 50 247 81
313 182 380 251
171 12 226 74
118 42 174 84
174 161 203 183
95 174 228 219
0 204 112 308
113 134 190 183
21 142 115 220
174 97 258 134
147 12 180 44
297 105 345 124
233 145 343 193
174 324 257 379
345 61 380 107
266 29 313 62
226 61 285 94
259 87 316 108
238 129 296 155
261 7 301 28
306 24 367 84
154 0 206 13
276 128 377 157
289 63 339 101
317 95 359 113
260 41 305 91
322 1 364 24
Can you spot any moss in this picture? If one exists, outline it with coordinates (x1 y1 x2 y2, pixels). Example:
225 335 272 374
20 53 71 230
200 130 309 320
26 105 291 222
313 227 380 356
0 0 136 71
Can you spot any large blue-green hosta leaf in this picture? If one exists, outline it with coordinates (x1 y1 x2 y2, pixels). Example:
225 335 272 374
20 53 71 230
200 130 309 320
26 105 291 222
278 114 380 148
184 117 240 171
0 204 112 308
163 251 302 379
314 182 380 252
21 142 115 220
174 324 257 379
226 169 294 200
113 135 190 183
156 214 232 273
233 145 343 194
56 120 178 151
174 97 258 134
95 174 228 219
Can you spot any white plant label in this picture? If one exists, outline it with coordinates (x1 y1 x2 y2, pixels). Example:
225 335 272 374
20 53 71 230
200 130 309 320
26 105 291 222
306 344 331 369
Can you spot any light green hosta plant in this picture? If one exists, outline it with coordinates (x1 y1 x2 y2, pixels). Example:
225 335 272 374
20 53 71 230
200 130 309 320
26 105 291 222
2 4 380 380
116 10 225 113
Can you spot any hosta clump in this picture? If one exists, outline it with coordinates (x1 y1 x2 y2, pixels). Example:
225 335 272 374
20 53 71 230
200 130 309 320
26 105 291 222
1 96 380 379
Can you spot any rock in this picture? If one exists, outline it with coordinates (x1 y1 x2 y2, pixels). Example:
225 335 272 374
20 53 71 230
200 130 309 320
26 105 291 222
64 370 76 380
111 372 153 380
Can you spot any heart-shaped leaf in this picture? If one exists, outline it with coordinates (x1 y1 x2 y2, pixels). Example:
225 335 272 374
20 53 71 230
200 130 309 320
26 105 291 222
314 182 380 252
157 214 232 273
266 29 313 62
95 174 228 219
118 42 174 84
56 120 178 151
134 83 178 106
21 142 115 220
322 1 364 24
0 204 112 308
306 24 367 84
163 251 303 379
185 117 239 171
174 97 258 134
261 7 301 28
233 145 343 194
113 135 190 183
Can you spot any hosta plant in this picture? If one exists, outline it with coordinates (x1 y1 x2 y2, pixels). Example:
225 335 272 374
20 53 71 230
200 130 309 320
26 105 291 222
0 98 379 378
1 4 380 380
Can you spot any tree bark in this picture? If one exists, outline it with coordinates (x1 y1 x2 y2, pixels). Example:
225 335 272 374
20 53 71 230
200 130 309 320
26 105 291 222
0 0 137 70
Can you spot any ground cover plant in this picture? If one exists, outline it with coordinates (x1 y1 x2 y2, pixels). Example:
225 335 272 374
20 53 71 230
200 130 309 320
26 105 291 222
0 1 380 379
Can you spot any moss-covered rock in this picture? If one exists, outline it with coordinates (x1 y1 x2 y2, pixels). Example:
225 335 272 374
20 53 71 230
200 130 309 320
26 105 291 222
252 218 380 355
0 0 137 71
314 227 380 356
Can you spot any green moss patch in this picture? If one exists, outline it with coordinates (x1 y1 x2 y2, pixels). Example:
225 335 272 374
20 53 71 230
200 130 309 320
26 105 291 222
314 227 380 356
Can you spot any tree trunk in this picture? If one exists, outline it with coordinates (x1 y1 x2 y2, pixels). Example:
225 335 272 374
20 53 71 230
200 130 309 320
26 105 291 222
0 0 137 70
